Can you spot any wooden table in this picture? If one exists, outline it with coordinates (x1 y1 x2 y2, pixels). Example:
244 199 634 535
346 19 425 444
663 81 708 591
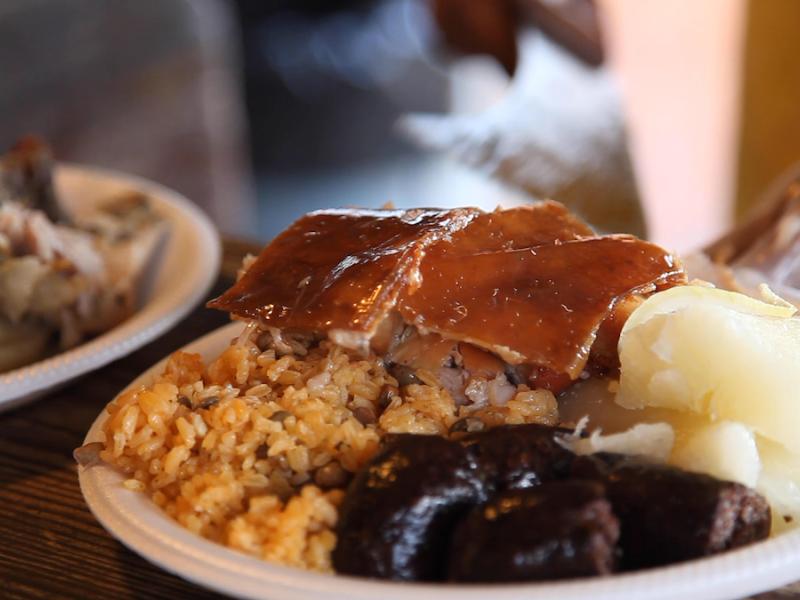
1 238 798 599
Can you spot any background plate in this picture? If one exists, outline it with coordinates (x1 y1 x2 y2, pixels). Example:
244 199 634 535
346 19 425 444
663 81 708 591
0 164 220 411
80 323 800 600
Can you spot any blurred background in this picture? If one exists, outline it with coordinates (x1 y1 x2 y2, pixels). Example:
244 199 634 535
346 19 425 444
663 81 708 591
1 0 799 252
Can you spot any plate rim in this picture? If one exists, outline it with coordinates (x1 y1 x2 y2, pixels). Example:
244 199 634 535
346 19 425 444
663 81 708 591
0 163 221 409
79 323 800 600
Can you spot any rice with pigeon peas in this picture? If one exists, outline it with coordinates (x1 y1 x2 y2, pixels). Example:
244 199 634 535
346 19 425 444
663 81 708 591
99 323 560 572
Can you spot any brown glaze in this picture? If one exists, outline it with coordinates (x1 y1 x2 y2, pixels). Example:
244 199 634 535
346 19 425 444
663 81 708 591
208 207 478 337
440 201 594 253
589 294 644 373
400 235 685 377
210 204 685 376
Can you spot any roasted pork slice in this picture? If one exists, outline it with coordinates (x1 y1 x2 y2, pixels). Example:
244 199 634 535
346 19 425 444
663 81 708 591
209 202 591 338
399 235 684 377
209 207 480 351
382 330 516 403
439 200 594 253
588 293 644 372
210 203 686 384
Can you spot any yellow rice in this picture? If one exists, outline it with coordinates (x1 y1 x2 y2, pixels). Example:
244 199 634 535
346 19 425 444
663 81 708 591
99 324 559 572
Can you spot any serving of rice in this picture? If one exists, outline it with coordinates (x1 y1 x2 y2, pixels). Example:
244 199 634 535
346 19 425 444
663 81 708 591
98 322 560 572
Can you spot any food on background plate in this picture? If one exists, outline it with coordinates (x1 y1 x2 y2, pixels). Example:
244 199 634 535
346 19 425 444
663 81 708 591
82 201 799 581
0 137 166 371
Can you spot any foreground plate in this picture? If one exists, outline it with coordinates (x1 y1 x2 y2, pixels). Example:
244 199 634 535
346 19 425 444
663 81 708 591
80 323 800 600
0 164 220 411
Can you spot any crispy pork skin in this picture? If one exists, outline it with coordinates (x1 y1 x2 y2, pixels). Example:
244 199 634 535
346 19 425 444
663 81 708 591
209 208 479 350
210 203 685 382
400 235 683 377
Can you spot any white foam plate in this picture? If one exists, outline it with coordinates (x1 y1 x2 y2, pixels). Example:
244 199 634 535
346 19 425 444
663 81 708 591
0 164 220 411
80 323 800 600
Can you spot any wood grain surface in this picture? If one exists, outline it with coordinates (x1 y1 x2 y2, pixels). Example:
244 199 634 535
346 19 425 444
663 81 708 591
0 239 798 599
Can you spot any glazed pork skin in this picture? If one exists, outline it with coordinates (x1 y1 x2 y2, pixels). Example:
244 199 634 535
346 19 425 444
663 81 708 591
400 234 682 378
208 201 589 345
209 203 686 383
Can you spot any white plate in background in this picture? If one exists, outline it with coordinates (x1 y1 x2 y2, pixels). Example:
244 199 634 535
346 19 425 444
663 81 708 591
80 323 800 600
0 164 220 411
